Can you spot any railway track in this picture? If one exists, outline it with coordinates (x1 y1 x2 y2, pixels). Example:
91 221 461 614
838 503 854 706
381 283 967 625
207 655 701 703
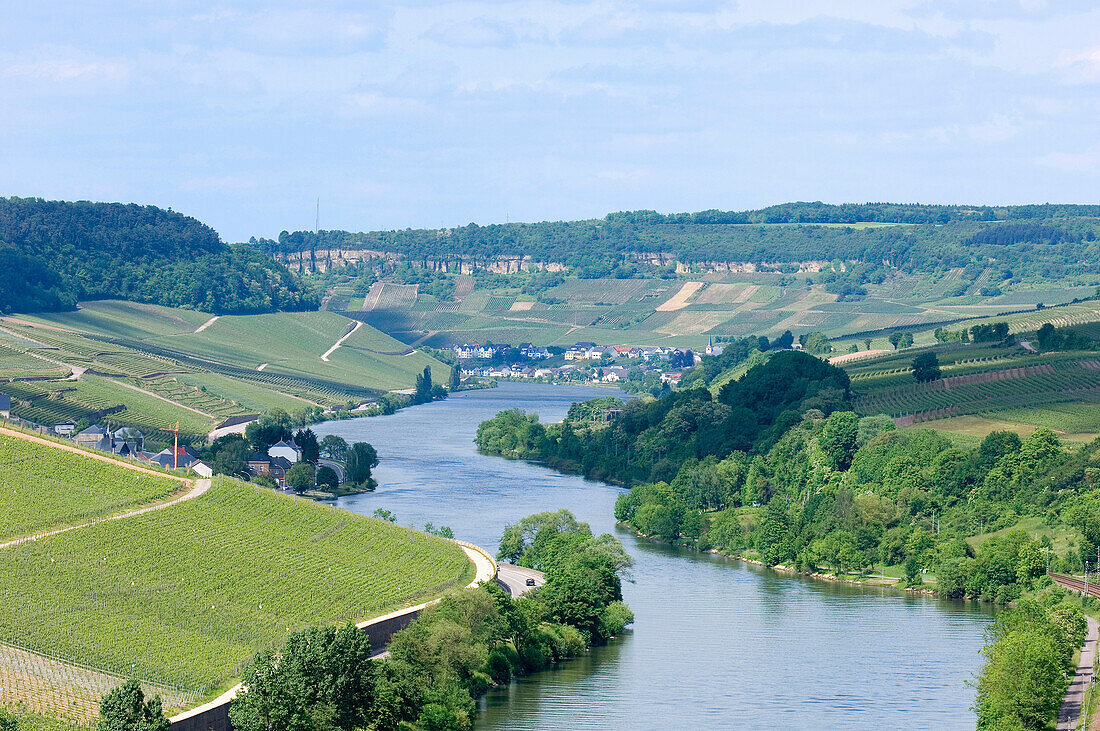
1049 571 1100 600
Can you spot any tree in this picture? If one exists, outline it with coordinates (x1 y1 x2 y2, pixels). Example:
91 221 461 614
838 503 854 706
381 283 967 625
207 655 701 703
1036 322 1056 350
802 332 832 355
414 366 434 405
294 429 320 463
346 442 379 486
864 338 872 350
285 463 315 493
888 331 913 350
230 625 375 731
912 352 941 382
0 710 15 731
449 365 461 391
246 410 293 451
819 411 860 471
97 679 169 731
773 330 794 349
211 436 252 477
320 434 348 461
316 465 339 488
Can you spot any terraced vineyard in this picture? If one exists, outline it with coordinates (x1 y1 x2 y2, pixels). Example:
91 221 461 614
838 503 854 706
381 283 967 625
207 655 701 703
2 302 450 442
0 432 182 542
0 476 473 716
851 357 1100 424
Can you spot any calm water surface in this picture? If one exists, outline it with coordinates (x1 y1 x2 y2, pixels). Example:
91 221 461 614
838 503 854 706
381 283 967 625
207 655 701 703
315 382 992 730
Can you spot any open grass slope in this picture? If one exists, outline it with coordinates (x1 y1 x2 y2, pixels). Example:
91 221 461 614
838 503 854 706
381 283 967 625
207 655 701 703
148 310 449 390
0 476 473 696
0 432 182 543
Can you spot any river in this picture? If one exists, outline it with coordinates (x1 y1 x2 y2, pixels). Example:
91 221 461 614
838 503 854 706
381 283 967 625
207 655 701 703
314 382 993 729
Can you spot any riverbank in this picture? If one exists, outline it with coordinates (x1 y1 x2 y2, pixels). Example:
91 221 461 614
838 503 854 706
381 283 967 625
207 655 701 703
619 520 941 597
316 382 993 728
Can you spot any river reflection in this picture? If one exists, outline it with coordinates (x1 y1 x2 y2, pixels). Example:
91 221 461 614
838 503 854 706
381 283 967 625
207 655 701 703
315 382 992 730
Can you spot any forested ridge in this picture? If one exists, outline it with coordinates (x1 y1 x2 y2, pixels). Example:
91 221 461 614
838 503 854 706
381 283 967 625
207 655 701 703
253 202 1100 281
0 197 317 314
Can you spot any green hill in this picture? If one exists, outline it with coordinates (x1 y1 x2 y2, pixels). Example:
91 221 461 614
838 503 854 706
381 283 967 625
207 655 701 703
0 197 317 315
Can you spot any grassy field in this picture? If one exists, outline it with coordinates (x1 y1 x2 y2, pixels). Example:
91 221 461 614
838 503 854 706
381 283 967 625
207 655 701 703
0 475 473 708
0 432 183 542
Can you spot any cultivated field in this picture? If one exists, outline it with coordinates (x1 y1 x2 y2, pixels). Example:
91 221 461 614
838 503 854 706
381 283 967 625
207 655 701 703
0 475 473 717
5 302 450 440
0 432 182 543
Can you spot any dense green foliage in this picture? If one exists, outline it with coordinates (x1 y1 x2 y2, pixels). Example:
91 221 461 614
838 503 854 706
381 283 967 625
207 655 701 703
615 412 1100 602
255 203 1100 283
230 625 375 731
0 197 316 314
96 680 168 731
478 351 1100 605
476 350 850 485
974 590 1088 729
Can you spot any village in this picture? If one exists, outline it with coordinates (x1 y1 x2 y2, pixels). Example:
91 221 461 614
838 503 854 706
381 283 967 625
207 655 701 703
0 399 318 489
448 339 724 386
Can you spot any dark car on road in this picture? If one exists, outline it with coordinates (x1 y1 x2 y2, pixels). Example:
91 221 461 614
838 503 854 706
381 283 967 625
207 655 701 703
526 577 536 586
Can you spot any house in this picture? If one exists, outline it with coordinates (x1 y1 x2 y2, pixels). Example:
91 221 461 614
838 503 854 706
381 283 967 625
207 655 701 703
113 427 145 451
74 425 109 450
208 414 259 442
191 460 214 479
269 440 301 464
150 446 201 471
247 452 274 476
0 394 9 420
53 421 76 436
246 452 292 486
661 371 683 385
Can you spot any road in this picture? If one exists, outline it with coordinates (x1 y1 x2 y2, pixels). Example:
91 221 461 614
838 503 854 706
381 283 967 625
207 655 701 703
1049 573 1100 730
496 563 546 598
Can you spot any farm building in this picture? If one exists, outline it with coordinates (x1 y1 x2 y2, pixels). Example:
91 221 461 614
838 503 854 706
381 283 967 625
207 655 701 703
0 394 9 419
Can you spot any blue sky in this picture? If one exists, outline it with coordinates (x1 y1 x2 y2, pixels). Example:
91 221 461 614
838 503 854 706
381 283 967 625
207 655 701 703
2 1 1098 241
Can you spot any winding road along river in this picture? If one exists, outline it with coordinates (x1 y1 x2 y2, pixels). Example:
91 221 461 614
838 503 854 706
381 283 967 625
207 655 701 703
315 382 993 729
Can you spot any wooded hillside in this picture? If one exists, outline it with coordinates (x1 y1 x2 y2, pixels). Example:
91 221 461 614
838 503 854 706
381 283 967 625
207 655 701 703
0 197 317 314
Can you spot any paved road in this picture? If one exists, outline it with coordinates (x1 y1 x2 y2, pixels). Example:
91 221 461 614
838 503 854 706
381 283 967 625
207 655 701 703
1058 614 1099 731
318 458 344 482
497 563 546 598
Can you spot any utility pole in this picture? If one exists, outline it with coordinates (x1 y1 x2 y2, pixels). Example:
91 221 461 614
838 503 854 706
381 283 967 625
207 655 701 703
160 421 180 470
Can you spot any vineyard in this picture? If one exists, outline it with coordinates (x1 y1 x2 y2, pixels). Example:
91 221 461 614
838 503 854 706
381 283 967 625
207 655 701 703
852 359 1100 423
0 476 473 720
0 432 182 542
1 304 452 444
